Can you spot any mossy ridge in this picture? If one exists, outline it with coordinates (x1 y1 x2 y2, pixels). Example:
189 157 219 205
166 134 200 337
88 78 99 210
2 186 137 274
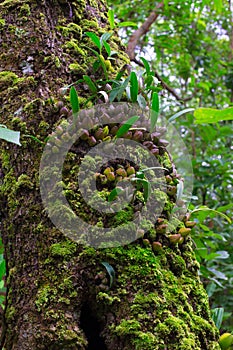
97 244 219 349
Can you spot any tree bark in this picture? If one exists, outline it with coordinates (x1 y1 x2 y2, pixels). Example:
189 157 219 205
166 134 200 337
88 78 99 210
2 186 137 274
0 0 220 349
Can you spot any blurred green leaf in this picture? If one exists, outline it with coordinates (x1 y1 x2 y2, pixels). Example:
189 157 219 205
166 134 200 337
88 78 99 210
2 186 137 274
116 115 140 138
150 92 159 132
211 307 224 329
191 206 232 224
168 108 194 123
140 57 150 75
118 21 138 27
130 72 138 103
70 86 80 114
83 75 97 93
194 107 233 124
107 9 115 29
108 187 124 202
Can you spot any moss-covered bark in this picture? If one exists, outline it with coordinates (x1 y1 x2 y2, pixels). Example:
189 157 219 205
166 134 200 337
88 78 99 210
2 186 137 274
0 0 220 349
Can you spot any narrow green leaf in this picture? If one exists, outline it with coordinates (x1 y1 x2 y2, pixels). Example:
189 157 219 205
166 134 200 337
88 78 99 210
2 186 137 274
116 115 140 138
144 75 154 87
24 135 44 145
103 41 111 56
117 76 130 101
131 178 151 202
85 31 101 50
101 262 115 288
140 57 150 75
93 59 101 72
83 75 97 93
211 307 224 329
100 32 112 45
135 171 144 179
0 260 5 280
194 107 233 124
109 76 130 102
98 52 108 79
151 91 159 113
150 92 159 132
107 9 115 30
109 87 121 102
142 179 151 202
0 126 21 145
130 72 139 103
206 282 217 298
108 187 124 202
118 21 138 27
70 86 80 114
168 108 194 123
140 166 168 173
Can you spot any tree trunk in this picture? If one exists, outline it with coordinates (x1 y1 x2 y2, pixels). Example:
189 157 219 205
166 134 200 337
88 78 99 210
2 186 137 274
0 1 220 349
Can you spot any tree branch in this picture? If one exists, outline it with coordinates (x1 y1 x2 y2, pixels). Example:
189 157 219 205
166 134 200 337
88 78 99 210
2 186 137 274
126 1 164 60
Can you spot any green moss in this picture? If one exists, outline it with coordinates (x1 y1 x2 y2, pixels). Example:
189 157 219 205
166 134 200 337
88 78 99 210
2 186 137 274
23 98 45 113
97 292 121 305
58 23 82 39
43 54 61 68
158 152 173 170
11 117 27 132
133 331 157 350
35 284 57 311
0 18 5 29
38 120 50 133
67 22 82 36
50 240 77 258
81 19 99 31
117 52 131 64
15 174 34 191
5 306 16 322
0 0 27 7
64 39 86 56
0 71 18 90
113 319 141 336
0 2 220 348
89 0 98 7
104 59 114 72
69 63 87 75
112 206 134 226
19 3 30 16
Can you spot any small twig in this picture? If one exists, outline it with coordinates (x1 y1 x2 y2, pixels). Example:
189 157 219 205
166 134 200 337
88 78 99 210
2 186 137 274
127 2 164 61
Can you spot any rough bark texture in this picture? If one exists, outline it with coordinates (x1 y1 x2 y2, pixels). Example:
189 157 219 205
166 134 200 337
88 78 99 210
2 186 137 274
0 0 220 349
